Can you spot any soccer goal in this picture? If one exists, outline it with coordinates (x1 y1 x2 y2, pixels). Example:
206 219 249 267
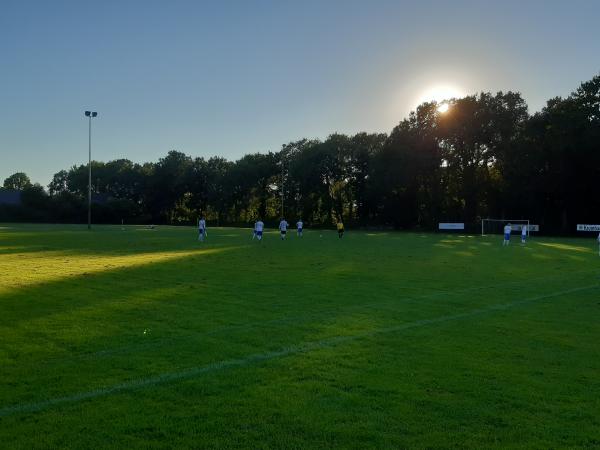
481 218 530 236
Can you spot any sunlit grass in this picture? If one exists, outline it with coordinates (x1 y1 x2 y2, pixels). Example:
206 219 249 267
0 248 228 294
537 242 593 253
0 224 599 448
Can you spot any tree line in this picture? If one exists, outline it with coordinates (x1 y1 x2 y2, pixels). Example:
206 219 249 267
2 75 598 233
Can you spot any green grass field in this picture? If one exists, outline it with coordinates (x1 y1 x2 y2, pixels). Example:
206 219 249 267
1 224 599 449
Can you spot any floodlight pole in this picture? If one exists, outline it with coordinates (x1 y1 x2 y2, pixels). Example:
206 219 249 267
281 160 284 217
85 111 98 230
88 115 92 230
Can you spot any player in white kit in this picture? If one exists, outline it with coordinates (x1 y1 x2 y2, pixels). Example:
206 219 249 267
296 219 303 237
254 219 264 241
521 224 527 244
279 218 288 240
503 223 511 246
198 216 207 242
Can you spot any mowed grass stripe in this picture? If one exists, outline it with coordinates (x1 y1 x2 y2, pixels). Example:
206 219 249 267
1 283 595 418
13 269 596 370
2 224 599 447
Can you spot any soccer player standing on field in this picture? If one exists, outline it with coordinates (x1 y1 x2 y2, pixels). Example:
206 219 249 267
337 219 344 239
521 224 527 244
296 219 303 237
198 216 207 242
503 223 511 246
279 218 288 240
255 219 264 241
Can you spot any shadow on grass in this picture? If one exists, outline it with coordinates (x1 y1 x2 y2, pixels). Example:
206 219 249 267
0 247 242 327
1 243 594 371
0 224 253 257
1 226 597 371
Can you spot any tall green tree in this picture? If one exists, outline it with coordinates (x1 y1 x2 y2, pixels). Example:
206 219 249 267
437 92 528 223
48 170 69 195
5 74 598 231
376 102 441 228
507 76 600 232
146 151 193 223
3 172 32 190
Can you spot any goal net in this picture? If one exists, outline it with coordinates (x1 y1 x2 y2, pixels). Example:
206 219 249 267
481 219 530 236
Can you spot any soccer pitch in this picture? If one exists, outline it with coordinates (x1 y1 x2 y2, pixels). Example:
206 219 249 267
1 224 599 448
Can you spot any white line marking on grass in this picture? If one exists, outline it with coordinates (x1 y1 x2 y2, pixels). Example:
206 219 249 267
31 270 598 367
0 284 597 418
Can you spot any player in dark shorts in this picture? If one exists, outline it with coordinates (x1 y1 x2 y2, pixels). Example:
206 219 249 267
337 220 344 238
279 218 289 240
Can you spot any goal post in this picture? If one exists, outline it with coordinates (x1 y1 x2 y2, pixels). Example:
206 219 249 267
481 218 530 236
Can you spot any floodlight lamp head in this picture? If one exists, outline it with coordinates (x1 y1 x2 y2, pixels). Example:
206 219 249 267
92 112 97 117
85 111 91 116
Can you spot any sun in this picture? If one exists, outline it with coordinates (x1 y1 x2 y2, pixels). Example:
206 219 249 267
416 84 463 108
437 103 450 113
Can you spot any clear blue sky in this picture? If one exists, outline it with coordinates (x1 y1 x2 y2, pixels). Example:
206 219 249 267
1 0 598 185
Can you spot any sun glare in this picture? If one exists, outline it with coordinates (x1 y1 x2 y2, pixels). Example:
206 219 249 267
437 103 450 113
417 84 463 108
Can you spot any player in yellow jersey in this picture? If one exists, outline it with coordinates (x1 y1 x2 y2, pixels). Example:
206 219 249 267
337 219 344 239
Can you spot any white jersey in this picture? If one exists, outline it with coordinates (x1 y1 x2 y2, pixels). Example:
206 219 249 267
198 219 206 230
597 232 600 243
521 225 527 236
297 221 303 229
255 221 264 232
279 220 288 231
504 225 511 235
